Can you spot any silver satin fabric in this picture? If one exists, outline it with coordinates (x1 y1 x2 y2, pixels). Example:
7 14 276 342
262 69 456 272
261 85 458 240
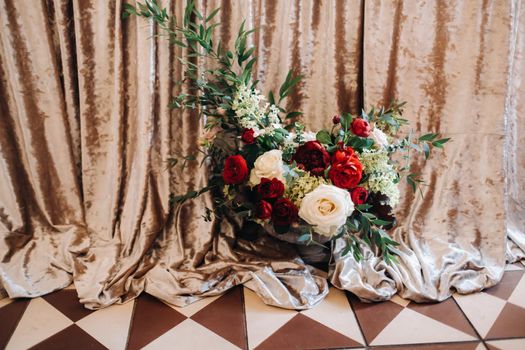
0 0 524 309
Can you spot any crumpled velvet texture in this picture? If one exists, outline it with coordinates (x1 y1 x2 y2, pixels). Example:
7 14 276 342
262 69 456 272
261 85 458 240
0 0 524 309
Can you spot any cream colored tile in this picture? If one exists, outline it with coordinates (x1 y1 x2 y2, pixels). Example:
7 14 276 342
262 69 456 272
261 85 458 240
371 307 476 345
0 297 13 309
76 300 134 350
390 294 410 307
6 298 73 350
453 292 507 337
302 288 364 345
166 295 220 317
508 274 525 309
143 319 239 350
243 288 297 349
486 338 525 350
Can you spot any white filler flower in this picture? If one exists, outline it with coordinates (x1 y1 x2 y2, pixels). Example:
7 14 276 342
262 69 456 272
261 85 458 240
298 184 355 237
249 149 286 186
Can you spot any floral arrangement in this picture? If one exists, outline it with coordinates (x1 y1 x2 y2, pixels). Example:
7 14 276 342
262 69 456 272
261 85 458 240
124 1 449 263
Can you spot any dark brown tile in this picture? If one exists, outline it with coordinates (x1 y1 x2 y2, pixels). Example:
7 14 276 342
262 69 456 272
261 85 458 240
29 324 106 350
485 271 524 301
371 341 481 350
127 293 186 350
191 286 247 349
255 313 362 350
43 289 94 322
486 303 525 339
348 293 404 344
407 298 477 337
0 299 29 349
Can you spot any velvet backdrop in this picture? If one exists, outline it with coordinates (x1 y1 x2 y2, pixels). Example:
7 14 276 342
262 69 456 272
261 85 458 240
0 0 523 309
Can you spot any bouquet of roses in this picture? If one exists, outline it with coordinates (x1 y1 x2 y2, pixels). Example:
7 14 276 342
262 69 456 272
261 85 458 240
124 0 449 263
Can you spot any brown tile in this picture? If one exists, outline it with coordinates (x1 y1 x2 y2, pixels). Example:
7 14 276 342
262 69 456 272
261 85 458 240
255 313 362 350
485 271 524 301
29 324 106 350
0 298 29 349
127 293 187 350
348 293 404 344
486 303 525 339
371 341 482 350
190 286 247 349
43 289 94 322
407 298 477 337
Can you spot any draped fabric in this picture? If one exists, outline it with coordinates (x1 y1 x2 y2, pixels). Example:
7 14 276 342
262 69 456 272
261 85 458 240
0 0 523 310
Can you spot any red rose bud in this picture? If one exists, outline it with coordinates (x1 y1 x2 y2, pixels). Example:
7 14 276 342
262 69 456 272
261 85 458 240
272 198 298 226
332 115 341 124
255 200 273 220
328 157 363 189
257 177 285 200
241 128 256 144
222 155 249 184
331 147 356 164
351 118 371 137
351 187 369 205
292 141 330 176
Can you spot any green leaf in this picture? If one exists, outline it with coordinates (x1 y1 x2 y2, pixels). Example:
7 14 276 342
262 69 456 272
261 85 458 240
422 142 430 159
268 91 275 105
418 133 439 142
297 233 311 242
372 219 392 226
432 138 451 148
205 7 220 22
356 204 373 211
316 130 332 144
285 111 303 119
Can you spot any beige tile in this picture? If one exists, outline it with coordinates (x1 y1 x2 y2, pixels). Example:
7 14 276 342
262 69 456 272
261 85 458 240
486 338 525 350
0 297 13 309
167 295 219 317
142 319 240 350
508 274 525 308
243 288 297 349
453 292 506 337
76 300 134 350
390 294 410 307
302 288 364 345
6 298 73 350
371 307 477 345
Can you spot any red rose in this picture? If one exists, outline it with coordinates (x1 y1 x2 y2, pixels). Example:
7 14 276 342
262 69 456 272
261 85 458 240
222 155 249 184
272 198 298 226
351 187 368 205
256 177 285 200
351 118 371 137
242 128 255 144
332 115 341 124
292 141 330 176
331 147 356 164
329 157 363 189
255 200 273 220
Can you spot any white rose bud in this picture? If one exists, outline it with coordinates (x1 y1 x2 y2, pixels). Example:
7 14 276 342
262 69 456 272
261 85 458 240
249 150 286 186
298 184 355 237
371 127 389 149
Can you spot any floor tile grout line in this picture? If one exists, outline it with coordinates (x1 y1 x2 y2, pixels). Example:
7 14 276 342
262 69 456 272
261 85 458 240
124 298 138 350
344 291 369 347
3 299 30 349
240 286 249 350
450 293 489 348
484 336 525 342
368 340 484 348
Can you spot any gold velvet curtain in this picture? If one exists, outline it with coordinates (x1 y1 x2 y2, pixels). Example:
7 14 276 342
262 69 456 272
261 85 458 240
0 0 523 309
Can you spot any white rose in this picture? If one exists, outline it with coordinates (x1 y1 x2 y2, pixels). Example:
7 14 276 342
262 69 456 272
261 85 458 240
371 127 389 148
298 184 355 237
249 149 286 186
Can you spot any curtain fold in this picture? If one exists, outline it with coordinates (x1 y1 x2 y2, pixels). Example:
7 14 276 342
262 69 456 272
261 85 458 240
0 0 524 309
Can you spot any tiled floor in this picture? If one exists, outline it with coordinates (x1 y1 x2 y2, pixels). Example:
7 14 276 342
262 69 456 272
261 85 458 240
1 262 524 350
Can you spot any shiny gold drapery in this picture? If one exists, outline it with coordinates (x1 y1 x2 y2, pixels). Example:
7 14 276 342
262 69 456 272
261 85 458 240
0 0 523 309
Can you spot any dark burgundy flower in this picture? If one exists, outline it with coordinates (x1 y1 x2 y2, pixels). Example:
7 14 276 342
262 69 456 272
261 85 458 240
256 177 285 200
350 187 368 205
222 155 249 184
241 128 256 144
332 115 341 124
255 200 273 220
351 118 371 137
292 141 330 176
272 198 298 226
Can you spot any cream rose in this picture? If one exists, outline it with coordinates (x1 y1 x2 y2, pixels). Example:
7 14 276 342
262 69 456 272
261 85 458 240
249 149 286 186
298 184 354 237
371 127 389 149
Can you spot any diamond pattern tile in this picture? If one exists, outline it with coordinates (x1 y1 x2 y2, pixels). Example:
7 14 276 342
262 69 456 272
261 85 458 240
0 268 524 350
